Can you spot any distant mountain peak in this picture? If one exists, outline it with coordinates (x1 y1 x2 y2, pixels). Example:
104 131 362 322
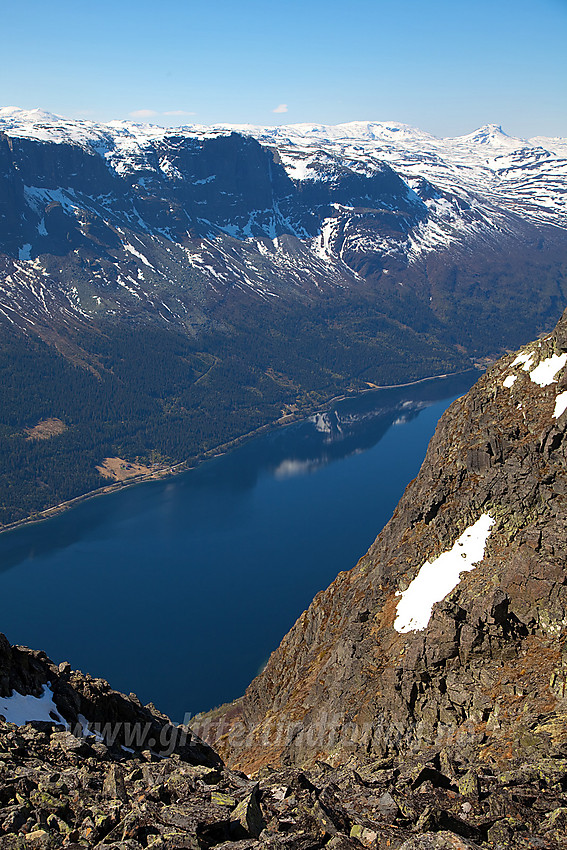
451 123 521 148
476 122 507 135
0 106 63 123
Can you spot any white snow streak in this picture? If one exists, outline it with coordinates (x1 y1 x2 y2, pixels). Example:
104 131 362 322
394 514 495 633
510 351 535 370
77 714 105 741
553 391 567 419
123 243 154 268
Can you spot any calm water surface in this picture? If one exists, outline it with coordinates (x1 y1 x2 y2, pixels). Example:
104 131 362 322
0 372 476 721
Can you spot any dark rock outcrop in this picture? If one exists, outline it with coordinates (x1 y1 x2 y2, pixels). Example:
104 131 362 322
0 633 218 768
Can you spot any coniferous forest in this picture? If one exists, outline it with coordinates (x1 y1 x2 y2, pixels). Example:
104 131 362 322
0 291 470 526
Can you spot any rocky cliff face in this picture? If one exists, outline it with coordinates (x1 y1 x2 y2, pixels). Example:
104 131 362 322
200 309 567 782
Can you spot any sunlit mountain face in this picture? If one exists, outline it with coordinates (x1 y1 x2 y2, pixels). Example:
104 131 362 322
0 109 566 525
1 110 566 342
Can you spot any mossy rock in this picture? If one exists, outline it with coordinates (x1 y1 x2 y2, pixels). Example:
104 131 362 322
29 790 68 814
458 770 479 797
210 792 236 808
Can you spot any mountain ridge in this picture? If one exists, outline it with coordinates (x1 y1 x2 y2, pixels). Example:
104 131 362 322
0 106 566 527
2 108 564 149
2 107 565 342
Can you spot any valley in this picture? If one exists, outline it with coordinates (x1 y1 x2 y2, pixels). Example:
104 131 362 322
2 1 567 846
0 373 475 720
0 110 566 525
3 0 567 842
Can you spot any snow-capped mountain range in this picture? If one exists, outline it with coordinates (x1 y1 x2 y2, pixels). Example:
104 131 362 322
2 107 567 528
0 106 566 352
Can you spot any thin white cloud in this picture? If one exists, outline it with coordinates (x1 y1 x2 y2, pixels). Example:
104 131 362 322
129 109 159 119
273 103 288 114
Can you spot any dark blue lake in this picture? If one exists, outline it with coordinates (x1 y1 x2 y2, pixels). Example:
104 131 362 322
0 372 476 723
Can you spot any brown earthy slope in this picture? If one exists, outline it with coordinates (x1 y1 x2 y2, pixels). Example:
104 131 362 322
197 309 567 776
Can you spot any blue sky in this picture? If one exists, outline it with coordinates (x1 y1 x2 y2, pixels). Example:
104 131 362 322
3 0 566 138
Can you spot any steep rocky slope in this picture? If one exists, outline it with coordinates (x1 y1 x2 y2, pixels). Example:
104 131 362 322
200 309 567 785
3 635 567 849
4 703 567 850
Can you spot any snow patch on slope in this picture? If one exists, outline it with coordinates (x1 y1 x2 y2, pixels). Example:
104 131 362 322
510 351 535 371
123 242 154 268
394 514 495 633
529 352 567 387
0 684 63 726
553 392 567 419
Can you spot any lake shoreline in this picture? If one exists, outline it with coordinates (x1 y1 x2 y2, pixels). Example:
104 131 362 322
0 367 480 538
0 368 482 718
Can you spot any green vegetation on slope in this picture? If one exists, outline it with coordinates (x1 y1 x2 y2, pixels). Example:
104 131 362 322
0 292 468 526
